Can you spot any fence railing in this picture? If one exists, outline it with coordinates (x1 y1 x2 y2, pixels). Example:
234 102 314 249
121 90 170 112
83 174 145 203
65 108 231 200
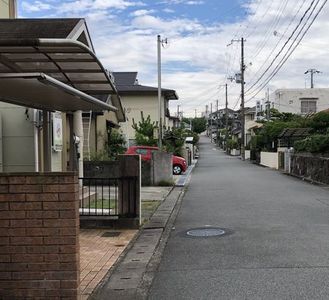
79 177 138 218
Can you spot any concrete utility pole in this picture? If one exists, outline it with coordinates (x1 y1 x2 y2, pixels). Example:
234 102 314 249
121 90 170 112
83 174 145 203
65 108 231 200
240 38 246 161
195 109 197 118
210 102 213 143
157 34 167 148
216 99 219 144
225 83 229 149
177 105 180 117
229 37 246 160
304 68 321 88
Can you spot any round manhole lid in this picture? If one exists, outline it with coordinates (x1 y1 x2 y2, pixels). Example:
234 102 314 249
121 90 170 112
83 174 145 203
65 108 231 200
186 227 226 237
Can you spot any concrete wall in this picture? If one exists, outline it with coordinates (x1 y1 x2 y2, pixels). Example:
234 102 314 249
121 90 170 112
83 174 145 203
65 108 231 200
151 151 173 185
245 150 251 160
260 151 279 169
272 88 329 114
0 172 80 299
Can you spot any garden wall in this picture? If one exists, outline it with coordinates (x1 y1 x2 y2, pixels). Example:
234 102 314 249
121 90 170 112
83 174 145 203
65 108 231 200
290 153 329 185
0 172 80 299
260 152 279 169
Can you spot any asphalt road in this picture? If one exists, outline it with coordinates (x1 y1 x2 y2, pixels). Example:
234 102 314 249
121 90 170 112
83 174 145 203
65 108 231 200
148 136 329 300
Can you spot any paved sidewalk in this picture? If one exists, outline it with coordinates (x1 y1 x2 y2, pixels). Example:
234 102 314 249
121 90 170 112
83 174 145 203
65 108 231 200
79 185 175 299
79 229 137 299
90 187 185 300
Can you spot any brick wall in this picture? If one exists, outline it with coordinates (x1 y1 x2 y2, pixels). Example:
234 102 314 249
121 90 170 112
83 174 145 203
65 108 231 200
0 172 80 299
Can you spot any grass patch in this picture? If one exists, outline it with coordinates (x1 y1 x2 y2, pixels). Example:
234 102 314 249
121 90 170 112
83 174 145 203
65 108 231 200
141 200 161 224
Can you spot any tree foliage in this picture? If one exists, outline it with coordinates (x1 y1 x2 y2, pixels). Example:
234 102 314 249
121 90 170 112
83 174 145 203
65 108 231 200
132 113 158 146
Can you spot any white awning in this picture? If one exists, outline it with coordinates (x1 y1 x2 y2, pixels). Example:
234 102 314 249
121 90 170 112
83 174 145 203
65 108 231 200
0 73 118 112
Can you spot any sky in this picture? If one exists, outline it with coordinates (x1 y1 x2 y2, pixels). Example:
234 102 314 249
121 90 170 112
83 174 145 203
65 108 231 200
18 0 329 117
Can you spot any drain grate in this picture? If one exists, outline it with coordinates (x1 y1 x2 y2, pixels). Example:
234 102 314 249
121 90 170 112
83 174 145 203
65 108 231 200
102 231 121 237
186 227 226 237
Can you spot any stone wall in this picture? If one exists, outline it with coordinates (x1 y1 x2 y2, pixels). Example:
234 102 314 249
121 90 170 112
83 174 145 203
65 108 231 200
291 153 329 185
0 172 80 299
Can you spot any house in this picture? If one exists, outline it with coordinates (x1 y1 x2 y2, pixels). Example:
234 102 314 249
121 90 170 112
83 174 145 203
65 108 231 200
272 88 329 115
112 72 179 145
0 18 122 175
0 0 16 18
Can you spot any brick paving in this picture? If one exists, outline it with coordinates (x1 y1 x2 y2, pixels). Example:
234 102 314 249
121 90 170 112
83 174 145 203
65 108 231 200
79 229 137 299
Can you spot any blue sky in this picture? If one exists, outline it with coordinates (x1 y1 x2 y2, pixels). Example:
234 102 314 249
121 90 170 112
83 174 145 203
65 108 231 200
18 0 329 116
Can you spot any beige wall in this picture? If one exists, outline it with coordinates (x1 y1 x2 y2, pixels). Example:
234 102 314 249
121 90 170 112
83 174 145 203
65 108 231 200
120 94 167 144
0 0 16 18
273 88 329 114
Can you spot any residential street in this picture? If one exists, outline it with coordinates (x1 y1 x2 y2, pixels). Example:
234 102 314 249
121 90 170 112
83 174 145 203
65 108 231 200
149 135 329 300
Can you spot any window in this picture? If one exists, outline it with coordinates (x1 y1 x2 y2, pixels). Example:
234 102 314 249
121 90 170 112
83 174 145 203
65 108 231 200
301 100 317 114
135 148 148 155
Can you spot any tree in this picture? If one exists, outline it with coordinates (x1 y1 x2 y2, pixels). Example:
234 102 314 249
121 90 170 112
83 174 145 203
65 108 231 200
191 117 207 134
132 112 158 146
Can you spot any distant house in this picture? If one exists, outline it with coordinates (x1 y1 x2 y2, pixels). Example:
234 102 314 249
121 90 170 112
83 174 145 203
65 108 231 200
113 72 179 145
271 88 329 115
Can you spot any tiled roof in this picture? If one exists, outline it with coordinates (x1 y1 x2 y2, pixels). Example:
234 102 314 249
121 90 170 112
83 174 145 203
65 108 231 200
112 72 138 86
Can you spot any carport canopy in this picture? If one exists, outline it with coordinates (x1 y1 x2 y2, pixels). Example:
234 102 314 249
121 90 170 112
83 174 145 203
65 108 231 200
0 38 117 95
0 73 117 112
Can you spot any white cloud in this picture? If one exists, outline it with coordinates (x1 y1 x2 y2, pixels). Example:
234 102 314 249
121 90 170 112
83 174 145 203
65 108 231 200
21 1 52 12
19 0 329 116
130 9 155 17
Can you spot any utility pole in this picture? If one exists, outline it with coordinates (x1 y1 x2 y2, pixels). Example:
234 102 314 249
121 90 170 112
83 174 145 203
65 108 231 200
210 102 213 143
177 105 180 118
225 83 228 150
195 109 197 118
229 37 246 160
157 34 167 148
240 37 246 161
216 99 219 144
304 68 321 88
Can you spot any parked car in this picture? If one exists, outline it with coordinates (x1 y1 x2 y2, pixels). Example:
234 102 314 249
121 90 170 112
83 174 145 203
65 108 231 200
125 146 187 175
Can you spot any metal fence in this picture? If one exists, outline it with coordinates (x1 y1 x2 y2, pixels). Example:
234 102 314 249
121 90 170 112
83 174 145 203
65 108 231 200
79 177 138 218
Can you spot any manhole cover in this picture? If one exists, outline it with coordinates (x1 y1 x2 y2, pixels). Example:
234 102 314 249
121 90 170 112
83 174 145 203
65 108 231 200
102 231 121 237
186 227 226 237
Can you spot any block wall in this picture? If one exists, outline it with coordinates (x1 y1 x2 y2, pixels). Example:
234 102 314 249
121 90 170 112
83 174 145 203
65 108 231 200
0 172 79 299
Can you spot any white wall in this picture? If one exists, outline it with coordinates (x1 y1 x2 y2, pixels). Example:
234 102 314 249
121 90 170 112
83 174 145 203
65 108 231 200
245 150 250 160
260 152 278 169
272 88 329 114
120 94 167 143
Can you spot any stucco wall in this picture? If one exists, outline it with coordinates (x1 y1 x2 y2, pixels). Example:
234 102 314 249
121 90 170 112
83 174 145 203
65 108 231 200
260 151 279 169
273 88 329 114
0 0 10 18
120 95 167 143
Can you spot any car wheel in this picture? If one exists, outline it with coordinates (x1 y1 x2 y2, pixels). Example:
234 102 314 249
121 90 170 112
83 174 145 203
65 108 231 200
173 165 182 175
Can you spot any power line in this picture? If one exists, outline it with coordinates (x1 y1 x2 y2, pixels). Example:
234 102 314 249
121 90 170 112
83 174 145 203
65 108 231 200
246 0 328 104
245 0 320 95
246 0 308 86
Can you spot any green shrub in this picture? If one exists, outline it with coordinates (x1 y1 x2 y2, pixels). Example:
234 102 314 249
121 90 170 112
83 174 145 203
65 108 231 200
294 134 329 153
227 139 239 150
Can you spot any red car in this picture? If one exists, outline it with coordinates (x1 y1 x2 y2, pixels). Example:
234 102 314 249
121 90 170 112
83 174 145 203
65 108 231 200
125 146 187 175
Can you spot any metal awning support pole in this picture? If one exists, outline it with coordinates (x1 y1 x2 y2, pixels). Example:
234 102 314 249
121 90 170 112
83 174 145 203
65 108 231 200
42 110 51 172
